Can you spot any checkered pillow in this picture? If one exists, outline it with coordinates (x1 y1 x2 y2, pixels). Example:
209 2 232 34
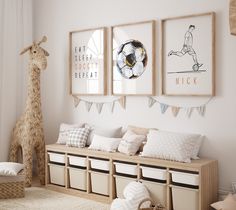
66 127 90 148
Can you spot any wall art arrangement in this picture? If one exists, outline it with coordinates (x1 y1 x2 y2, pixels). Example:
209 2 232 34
73 96 126 114
69 27 107 95
148 97 212 118
112 20 155 95
161 12 215 96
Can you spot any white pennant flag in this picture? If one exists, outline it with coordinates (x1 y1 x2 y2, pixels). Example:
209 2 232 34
148 97 156 108
109 101 115 113
160 103 169 114
171 106 180 117
185 107 193 118
73 96 80 108
85 101 93 112
96 103 104 114
197 105 206 116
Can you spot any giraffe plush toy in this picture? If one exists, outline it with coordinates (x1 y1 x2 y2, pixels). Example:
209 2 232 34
9 36 49 187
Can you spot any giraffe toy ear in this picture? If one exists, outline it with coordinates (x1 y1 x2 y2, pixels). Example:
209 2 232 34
19 45 32 55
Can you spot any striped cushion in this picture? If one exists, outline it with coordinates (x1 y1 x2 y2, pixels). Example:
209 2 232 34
66 127 90 148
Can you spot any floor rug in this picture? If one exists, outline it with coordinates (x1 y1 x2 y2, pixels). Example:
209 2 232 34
0 187 110 210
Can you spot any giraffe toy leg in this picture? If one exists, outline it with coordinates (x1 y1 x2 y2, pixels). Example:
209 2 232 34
22 145 33 187
9 140 20 162
35 143 45 185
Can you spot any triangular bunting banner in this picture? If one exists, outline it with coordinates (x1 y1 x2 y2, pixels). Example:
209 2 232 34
160 103 169 114
185 107 193 118
96 103 104 114
73 96 81 108
148 97 156 108
109 101 115 113
118 96 126 109
172 107 180 117
85 101 93 112
196 105 206 116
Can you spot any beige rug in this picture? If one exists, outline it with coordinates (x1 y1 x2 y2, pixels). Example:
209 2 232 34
0 187 110 210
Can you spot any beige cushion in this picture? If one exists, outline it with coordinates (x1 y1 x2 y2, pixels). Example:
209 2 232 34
127 125 150 136
211 193 236 210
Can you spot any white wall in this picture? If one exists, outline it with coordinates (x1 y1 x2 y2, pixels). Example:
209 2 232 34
33 0 236 192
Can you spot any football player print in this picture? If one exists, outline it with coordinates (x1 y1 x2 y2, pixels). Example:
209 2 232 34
168 25 203 71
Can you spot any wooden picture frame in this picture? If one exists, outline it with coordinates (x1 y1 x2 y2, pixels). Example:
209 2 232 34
111 20 155 96
69 27 107 95
161 12 215 96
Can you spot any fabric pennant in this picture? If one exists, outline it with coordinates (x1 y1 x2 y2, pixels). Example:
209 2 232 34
197 105 206 116
109 101 115 113
148 97 156 108
85 101 93 112
118 96 126 109
96 103 104 114
73 96 80 108
185 107 193 118
171 106 180 117
160 103 169 114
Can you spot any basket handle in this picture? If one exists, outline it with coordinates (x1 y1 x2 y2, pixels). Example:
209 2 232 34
138 198 154 209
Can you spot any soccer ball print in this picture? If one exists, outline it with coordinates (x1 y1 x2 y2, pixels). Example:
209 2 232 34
116 40 148 79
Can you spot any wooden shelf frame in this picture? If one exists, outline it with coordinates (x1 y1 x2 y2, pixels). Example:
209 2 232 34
45 144 218 209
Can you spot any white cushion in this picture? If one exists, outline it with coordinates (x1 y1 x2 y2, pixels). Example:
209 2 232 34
118 130 146 155
66 127 90 148
85 124 122 146
0 162 24 176
192 135 204 159
141 130 201 163
57 123 84 144
88 134 121 152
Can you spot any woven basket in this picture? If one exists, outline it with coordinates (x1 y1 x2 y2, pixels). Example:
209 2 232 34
0 170 25 199
138 198 165 210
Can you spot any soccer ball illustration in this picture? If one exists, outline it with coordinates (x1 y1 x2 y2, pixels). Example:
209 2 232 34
116 40 148 79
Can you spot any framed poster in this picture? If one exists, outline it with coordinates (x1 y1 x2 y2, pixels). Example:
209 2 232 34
161 12 215 96
112 20 155 95
69 27 107 95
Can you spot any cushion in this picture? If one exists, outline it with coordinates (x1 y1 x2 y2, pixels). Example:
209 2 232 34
88 134 121 152
0 162 24 176
192 135 204 159
85 124 122 145
57 123 84 144
66 127 90 148
141 130 201 163
118 130 146 155
127 125 150 136
211 193 236 210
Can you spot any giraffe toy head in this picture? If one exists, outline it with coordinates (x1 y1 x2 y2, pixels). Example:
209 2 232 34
20 36 49 70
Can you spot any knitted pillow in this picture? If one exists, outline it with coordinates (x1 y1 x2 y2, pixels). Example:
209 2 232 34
66 127 90 148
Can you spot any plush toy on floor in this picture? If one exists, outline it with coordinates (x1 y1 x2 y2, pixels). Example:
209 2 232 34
9 36 49 187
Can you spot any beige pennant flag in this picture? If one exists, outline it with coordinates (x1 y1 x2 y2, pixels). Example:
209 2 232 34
109 101 115 113
85 101 93 112
196 105 206 116
148 97 156 108
73 96 80 108
96 103 104 114
118 96 126 109
172 106 180 117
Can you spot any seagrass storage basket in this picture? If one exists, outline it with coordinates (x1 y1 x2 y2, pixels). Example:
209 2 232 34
0 170 25 199
138 198 165 210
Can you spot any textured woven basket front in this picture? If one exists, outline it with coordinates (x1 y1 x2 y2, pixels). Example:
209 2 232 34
0 171 25 199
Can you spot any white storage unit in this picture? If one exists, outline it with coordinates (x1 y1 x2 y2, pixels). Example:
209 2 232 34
140 166 167 181
90 158 110 171
68 168 87 190
114 176 137 198
171 185 199 210
48 152 65 164
49 164 65 186
114 162 138 176
90 172 109 196
170 170 199 186
141 179 167 206
68 155 86 167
